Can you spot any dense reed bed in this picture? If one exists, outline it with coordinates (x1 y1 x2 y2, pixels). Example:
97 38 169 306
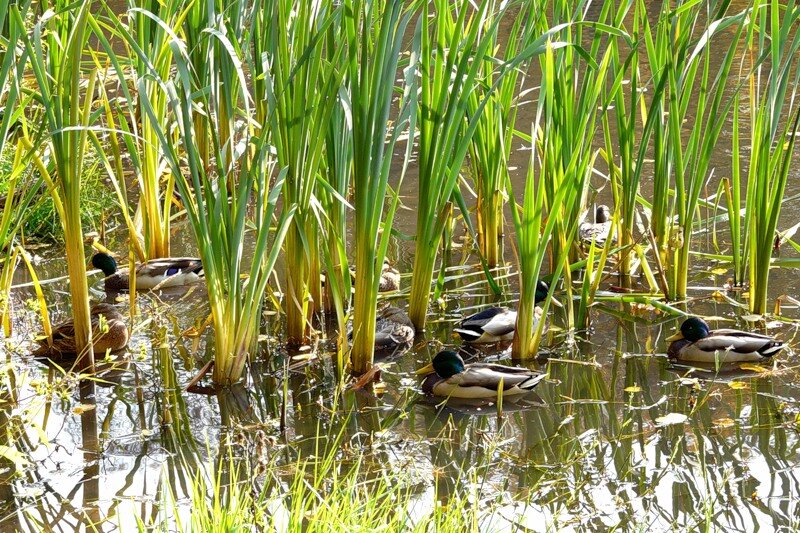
1 0 798 378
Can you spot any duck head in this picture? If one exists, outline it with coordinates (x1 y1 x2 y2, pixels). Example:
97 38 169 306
416 350 466 378
595 205 612 224
534 280 562 307
91 252 118 276
667 317 711 342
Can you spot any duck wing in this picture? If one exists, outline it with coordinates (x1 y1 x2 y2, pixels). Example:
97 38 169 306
701 329 784 357
136 258 204 277
448 363 545 392
456 308 516 338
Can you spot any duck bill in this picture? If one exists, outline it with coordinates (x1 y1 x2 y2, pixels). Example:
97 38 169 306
548 295 563 308
416 363 435 376
666 331 684 341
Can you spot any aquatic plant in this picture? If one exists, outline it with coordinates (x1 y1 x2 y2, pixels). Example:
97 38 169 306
407 0 507 331
127 6 294 385
256 0 346 347
0 1 40 332
14 0 99 368
101 0 185 260
465 3 532 269
741 0 800 314
347 0 417 375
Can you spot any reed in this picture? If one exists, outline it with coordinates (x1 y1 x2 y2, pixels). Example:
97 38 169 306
0 0 39 333
347 0 416 375
256 0 345 346
110 0 186 260
407 0 505 331
465 3 533 269
742 0 800 315
535 1 617 332
319 94 353 371
663 3 747 300
124 6 294 385
14 0 98 369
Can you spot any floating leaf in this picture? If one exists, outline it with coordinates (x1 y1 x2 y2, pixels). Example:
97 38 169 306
728 381 749 390
739 363 767 373
714 418 735 428
655 413 688 426
624 386 642 393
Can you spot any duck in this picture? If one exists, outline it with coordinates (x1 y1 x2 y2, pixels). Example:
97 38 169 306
417 350 547 399
378 260 401 292
579 204 612 245
90 252 204 291
349 259 401 293
33 303 129 358
666 317 785 363
454 280 554 344
374 306 415 354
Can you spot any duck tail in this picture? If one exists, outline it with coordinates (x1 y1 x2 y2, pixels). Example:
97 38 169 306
760 341 784 358
454 328 481 341
519 373 547 391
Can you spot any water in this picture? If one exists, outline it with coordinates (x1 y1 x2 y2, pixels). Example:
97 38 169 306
3 2 800 532
2 229 800 530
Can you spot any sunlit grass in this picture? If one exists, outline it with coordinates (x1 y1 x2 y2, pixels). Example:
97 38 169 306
13 0 100 369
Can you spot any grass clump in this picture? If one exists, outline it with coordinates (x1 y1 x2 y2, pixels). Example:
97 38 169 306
0 146 115 243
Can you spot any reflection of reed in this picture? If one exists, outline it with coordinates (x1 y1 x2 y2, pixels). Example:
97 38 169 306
79 380 101 527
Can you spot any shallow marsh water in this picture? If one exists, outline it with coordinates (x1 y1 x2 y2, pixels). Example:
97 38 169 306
2 227 800 531
3 2 800 531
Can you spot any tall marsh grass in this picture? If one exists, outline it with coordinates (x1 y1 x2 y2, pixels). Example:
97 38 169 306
347 0 416 374
742 0 800 314
14 0 99 368
117 4 294 385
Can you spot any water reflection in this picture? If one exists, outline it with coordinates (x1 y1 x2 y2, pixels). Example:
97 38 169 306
2 245 799 531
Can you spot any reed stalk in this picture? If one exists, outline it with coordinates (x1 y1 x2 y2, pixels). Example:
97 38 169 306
15 0 97 369
666 4 746 299
347 0 416 375
257 0 345 346
127 7 294 385
407 0 505 331
744 0 800 314
535 1 616 332
466 3 535 269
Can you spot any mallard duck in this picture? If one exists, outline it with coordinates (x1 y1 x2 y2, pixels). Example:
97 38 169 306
374 306 415 353
91 252 203 291
454 280 554 343
378 260 401 292
666 317 784 363
33 303 129 358
579 204 612 244
417 350 546 399
349 259 401 293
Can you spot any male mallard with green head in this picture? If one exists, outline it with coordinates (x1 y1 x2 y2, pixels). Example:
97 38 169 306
33 303 129 359
667 317 784 363
417 350 546 399
91 252 203 291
